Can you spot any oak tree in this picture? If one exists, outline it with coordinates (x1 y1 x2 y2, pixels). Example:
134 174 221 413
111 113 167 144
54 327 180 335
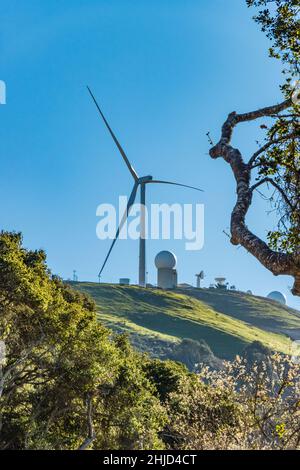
209 0 300 295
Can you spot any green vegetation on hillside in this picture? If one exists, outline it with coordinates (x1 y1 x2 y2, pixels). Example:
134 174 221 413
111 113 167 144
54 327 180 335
1 231 300 450
0 232 166 450
75 283 299 360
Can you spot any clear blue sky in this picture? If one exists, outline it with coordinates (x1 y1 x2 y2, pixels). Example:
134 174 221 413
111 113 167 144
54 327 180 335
1 0 299 310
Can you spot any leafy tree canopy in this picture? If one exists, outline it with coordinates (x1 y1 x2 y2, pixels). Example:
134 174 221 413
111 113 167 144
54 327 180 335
0 231 166 450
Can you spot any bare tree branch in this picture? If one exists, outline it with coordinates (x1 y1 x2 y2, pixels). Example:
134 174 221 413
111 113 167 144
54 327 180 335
209 98 300 296
251 177 295 210
248 130 299 168
236 99 292 124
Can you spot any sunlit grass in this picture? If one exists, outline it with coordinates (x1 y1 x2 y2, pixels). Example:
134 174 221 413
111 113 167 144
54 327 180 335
74 283 300 359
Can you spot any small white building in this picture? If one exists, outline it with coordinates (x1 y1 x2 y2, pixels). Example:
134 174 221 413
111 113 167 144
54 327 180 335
155 251 177 289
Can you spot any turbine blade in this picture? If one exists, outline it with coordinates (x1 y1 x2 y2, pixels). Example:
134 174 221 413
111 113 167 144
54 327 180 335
99 182 139 277
87 86 139 181
148 180 203 192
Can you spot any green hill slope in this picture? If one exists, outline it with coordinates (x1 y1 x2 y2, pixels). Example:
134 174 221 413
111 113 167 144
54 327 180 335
175 288 300 339
74 283 300 360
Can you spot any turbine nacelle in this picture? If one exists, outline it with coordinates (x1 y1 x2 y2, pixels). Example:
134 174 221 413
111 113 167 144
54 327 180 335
138 175 153 184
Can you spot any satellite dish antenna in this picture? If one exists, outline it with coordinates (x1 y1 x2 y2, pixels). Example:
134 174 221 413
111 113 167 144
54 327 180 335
87 86 203 287
215 277 226 289
195 271 205 288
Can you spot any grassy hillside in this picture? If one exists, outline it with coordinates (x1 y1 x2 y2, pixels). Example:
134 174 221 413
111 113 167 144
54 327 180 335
178 288 300 339
74 283 300 360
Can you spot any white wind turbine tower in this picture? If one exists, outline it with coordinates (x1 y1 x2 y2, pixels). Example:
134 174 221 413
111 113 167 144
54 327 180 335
87 87 203 286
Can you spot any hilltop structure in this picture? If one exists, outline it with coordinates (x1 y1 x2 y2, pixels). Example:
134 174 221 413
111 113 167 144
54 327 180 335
155 251 177 289
195 271 204 288
111 251 288 305
267 291 287 305
215 277 227 289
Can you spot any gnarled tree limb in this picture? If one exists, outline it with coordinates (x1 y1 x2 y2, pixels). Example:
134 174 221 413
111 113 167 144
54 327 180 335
209 98 300 296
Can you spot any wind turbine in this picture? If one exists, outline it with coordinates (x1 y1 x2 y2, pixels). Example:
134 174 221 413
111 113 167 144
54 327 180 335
87 86 203 286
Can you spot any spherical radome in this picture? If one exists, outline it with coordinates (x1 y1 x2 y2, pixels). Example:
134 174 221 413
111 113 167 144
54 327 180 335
155 251 177 269
267 291 287 305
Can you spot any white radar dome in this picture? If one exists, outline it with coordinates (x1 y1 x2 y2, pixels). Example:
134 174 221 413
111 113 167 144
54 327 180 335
155 251 177 269
267 291 287 305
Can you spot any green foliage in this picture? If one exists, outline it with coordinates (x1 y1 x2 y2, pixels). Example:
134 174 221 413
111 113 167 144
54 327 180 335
142 359 189 402
1 232 300 450
247 0 300 73
0 232 166 450
92 340 167 450
260 113 300 253
247 0 300 253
